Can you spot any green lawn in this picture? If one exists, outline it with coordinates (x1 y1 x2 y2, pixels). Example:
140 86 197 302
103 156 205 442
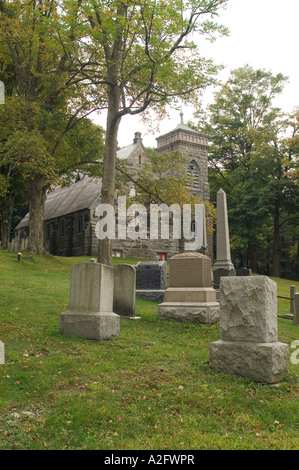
0 251 298 450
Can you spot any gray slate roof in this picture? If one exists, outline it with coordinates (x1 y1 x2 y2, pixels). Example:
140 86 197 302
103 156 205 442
117 143 136 160
15 176 102 230
15 134 144 231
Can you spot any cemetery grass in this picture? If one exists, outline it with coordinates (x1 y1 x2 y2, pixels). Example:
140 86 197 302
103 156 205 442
0 252 298 451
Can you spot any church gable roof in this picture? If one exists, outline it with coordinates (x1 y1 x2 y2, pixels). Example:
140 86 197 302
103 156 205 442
15 131 145 231
116 132 146 161
15 176 102 230
117 143 136 160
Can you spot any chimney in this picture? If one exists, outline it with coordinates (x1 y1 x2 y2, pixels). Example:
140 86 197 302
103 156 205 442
133 131 142 144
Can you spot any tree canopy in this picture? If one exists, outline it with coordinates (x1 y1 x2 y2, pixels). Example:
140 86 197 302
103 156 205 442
0 0 229 259
0 0 104 252
82 0 229 264
197 65 299 278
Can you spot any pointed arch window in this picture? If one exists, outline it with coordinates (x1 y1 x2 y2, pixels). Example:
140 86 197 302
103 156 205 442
187 160 200 191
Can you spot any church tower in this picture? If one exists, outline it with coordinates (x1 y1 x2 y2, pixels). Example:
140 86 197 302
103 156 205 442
156 111 213 259
155 111 210 204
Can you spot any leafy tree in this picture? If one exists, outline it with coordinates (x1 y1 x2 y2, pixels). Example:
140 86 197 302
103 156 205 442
284 111 299 277
0 0 103 253
0 0 228 260
0 94 104 247
82 0 229 265
197 65 299 276
286 110 299 168
126 148 215 231
0 164 28 249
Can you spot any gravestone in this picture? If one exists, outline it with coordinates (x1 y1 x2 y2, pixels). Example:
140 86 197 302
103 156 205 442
209 276 289 383
0 340 4 364
60 263 120 340
113 264 136 317
213 268 235 290
213 189 235 289
135 261 167 302
236 267 252 277
158 252 219 325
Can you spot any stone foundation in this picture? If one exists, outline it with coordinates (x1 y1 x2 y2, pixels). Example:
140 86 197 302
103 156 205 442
158 302 219 325
136 290 165 302
59 312 120 340
164 287 216 303
209 340 289 384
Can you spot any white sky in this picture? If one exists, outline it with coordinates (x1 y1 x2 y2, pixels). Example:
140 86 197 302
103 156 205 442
93 0 299 148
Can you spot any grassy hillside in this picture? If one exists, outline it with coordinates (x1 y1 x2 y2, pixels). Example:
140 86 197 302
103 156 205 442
0 251 298 450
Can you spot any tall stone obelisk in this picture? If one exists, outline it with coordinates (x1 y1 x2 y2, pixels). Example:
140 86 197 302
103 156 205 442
213 189 235 288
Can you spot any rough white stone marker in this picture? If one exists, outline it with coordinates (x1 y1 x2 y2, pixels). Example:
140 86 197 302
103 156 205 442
209 276 289 384
60 263 120 340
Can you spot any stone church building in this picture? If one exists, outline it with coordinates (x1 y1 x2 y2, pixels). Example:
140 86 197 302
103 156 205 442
14 114 212 260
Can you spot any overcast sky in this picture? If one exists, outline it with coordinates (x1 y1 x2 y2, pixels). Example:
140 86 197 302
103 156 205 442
93 0 299 148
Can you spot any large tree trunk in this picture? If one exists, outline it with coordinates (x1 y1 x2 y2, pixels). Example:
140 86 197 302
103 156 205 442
27 175 47 254
272 207 280 278
0 219 9 249
247 243 257 273
0 194 14 249
97 85 121 266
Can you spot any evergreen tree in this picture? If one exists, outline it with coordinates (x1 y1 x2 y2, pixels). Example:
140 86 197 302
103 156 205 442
197 65 299 277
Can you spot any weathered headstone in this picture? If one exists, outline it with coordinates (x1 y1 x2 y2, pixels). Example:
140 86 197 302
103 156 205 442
213 267 235 290
158 252 219 325
113 264 136 317
60 263 120 340
213 189 235 288
0 340 4 364
236 267 252 277
135 261 167 302
209 276 289 383
169 253 212 288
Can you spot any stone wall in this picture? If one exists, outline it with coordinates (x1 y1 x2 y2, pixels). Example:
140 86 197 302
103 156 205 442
43 209 92 257
156 129 210 202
